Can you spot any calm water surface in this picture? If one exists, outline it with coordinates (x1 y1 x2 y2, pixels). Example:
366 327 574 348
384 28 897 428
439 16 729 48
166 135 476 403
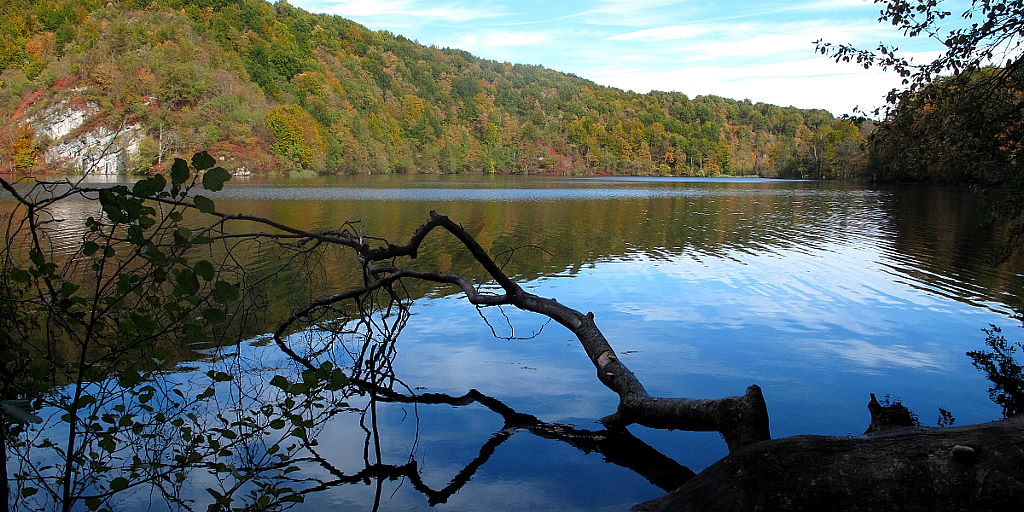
12 174 1024 510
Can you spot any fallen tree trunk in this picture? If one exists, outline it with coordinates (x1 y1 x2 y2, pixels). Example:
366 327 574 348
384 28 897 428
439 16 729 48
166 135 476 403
635 414 1024 512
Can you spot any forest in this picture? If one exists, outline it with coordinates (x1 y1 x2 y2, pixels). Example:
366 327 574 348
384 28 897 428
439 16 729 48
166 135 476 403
0 0 868 178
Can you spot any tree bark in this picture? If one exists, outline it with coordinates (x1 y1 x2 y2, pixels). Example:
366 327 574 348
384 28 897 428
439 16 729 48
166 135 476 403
634 415 1024 512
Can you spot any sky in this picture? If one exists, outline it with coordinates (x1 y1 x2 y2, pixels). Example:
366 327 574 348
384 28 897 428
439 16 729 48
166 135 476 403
289 0 951 116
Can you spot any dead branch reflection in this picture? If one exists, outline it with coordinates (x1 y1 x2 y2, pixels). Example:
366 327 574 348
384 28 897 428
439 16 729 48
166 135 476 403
292 387 696 508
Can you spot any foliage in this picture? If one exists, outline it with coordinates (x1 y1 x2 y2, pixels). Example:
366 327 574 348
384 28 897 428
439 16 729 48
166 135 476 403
10 128 35 172
265 104 326 171
865 67 1023 185
816 0 1024 108
0 0 867 177
0 152 356 511
818 0 1024 244
967 325 1024 418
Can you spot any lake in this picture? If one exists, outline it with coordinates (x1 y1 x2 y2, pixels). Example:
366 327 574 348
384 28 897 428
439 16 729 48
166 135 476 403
6 174 1023 510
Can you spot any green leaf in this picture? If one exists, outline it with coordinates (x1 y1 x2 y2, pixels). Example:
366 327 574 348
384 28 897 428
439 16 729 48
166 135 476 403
212 281 239 304
194 260 214 281
269 375 290 391
60 282 79 297
29 248 45 267
83 241 99 256
110 477 129 491
132 174 165 198
206 370 233 382
192 151 216 171
213 428 238 440
194 195 215 214
326 369 349 391
269 419 286 430
201 167 230 192
9 267 29 283
21 487 38 498
149 173 167 192
174 269 199 295
170 158 189 185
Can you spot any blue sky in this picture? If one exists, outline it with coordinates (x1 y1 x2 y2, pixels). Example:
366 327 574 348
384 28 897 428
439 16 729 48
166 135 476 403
290 0 952 115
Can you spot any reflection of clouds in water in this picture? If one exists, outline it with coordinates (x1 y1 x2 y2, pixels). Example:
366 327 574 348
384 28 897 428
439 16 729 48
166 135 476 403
589 243 953 340
611 303 705 323
825 339 943 373
404 312 480 336
609 293 893 337
394 342 610 419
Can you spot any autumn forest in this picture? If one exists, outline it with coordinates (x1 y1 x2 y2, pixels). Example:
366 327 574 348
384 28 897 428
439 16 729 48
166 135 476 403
1 0 870 178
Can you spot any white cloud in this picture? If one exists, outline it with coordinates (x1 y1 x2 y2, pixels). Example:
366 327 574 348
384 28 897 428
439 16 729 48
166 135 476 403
606 25 716 41
571 17 922 114
577 0 700 27
803 0 875 10
586 57 904 114
459 31 553 48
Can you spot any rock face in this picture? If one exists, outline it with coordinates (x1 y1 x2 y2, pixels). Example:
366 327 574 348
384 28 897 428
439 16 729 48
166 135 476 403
32 100 143 175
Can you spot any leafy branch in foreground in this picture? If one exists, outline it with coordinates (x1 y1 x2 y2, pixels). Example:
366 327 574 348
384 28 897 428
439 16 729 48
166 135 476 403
0 152 360 512
816 0 1024 109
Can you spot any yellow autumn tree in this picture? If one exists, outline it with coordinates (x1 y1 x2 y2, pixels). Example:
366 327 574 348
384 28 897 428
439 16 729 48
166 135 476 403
265 104 327 171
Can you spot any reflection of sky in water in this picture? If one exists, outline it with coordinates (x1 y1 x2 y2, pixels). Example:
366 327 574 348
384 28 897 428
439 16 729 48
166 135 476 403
534 241 1011 439
8 176 1023 510
267 227 1016 509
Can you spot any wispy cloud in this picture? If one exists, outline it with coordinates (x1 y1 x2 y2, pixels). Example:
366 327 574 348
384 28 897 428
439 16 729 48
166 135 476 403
596 19 898 68
576 0 700 27
605 25 716 42
457 31 553 48
305 0 507 23
585 57 904 113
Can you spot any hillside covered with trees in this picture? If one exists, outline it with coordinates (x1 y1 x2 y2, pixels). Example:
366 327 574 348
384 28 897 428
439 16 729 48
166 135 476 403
1 0 868 177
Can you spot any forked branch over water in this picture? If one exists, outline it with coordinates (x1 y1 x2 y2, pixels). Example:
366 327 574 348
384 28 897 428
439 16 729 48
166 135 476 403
272 211 770 451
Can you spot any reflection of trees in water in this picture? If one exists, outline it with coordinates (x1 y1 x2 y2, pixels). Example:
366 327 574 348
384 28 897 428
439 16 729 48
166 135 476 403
877 185 1024 313
6 175 1023 509
4 172 716 511
7 179 1017 320
221 181 1022 319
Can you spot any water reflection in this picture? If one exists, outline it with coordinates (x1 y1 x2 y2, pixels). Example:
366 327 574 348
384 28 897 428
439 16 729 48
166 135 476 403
4 175 1022 510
